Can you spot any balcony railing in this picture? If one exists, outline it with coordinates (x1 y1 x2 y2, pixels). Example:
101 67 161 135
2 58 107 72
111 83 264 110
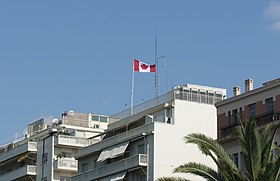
109 91 174 123
0 142 37 162
256 112 280 126
0 165 36 181
72 154 147 181
220 122 240 138
55 135 97 148
109 89 224 123
220 112 280 140
77 123 155 158
54 158 78 171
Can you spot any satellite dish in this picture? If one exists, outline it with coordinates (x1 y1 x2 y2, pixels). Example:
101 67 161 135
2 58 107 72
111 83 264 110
52 119 59 125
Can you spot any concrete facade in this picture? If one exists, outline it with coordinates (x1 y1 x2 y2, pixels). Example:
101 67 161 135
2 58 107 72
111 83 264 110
73 84 226 181
0 111 108 181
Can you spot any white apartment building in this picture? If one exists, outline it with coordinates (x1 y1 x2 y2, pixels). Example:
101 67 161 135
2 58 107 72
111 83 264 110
72 84 226 181
0 111 108 181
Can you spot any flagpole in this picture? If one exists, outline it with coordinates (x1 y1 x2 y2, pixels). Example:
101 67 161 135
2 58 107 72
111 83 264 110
131 59 135 116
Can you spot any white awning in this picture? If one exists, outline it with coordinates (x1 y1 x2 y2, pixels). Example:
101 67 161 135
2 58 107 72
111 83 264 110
110 171 127 181
99 176 111 181
110 141 129 158
96 148 113 162
97 141 130 162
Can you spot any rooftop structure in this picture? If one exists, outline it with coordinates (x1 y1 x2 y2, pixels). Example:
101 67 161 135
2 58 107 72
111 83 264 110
73 84 226 181
0 111 108 181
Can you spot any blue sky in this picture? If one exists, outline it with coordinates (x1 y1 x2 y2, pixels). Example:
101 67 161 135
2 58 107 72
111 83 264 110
1 0 280 145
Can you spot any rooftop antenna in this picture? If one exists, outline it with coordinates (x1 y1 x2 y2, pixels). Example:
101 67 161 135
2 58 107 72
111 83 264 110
154 34 158 98
154 33 166 97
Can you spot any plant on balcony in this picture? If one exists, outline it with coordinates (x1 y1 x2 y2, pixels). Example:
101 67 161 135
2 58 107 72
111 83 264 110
56 151 66 159
58 131 71 136
157 120 280 181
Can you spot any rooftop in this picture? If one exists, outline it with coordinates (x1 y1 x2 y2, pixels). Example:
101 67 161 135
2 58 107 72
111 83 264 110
215 78 280 107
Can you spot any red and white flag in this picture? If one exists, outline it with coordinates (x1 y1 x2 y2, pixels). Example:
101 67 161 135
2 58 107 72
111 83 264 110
134 59 156 72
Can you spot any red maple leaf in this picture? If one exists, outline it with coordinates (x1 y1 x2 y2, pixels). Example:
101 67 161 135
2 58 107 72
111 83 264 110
141 63 148 70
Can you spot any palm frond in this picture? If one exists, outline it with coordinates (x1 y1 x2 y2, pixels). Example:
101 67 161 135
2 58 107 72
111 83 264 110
174 162 222 181
185 133 242 180
234 120 261 180
156 176 191 181
261 124 278 167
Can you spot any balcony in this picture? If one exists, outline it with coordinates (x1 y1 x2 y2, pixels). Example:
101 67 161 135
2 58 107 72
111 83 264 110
77 123 154 158
109 89 224 123
55 135 95 148
0 142 37 162
256 112 280 126
0 165 36 181
72 154 147 181
54 158 78 172
109 91 174 123
219 112 280 141
220 122 240 139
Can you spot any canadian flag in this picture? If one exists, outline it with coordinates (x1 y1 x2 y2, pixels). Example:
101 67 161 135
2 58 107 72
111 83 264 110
134 59 156 72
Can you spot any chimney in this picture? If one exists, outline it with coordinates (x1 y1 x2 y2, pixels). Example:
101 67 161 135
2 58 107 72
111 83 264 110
245 78 254 92
233 86 241 96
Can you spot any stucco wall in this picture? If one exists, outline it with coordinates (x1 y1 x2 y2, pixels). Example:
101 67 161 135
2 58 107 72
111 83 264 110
153 99 217 180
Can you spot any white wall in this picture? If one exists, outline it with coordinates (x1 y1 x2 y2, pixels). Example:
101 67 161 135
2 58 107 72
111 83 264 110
153 99 217 180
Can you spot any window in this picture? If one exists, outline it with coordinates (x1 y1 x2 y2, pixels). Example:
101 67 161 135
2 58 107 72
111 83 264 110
191 90 198 102
232 153 239 168
239 107 243 121
43 153 48 162
64 152 72 158
165 108 173 124
266 97 274 113
100 116 108 123
137 144 145 154
249 103 256 119
200 91 206 103
231 109 238 125
92 116 108 123
60 176 71 181
240 152 244 172
92 116 99 121
215 92 223 102
182 88 190 100
208 92 214 104
81 163 88 172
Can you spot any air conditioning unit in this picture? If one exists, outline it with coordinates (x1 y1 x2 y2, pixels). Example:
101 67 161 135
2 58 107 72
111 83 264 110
93 124 100 129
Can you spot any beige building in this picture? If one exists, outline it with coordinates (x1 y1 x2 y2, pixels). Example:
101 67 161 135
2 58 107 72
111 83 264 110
0 111 108 181
216 78 280 170
72 84 226 181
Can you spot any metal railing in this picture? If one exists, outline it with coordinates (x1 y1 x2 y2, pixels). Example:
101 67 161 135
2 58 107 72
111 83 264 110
220 122 240 138
77 123 155 158
0 165 36 181
109 89 224 123
72 154 147 181
220 112 280 139
256 112 280 126
0 142 37 162
109 91 174 123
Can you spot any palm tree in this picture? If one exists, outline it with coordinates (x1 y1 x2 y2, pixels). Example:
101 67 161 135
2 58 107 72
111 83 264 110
157 120 280 181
